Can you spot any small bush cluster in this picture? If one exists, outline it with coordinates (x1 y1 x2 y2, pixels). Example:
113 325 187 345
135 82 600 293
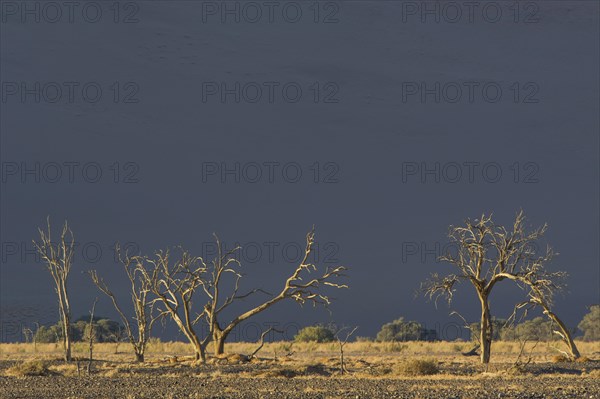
294 325 336 343
578 305 600 341
376 318 437 342
34 317 123 343
395 359 439 376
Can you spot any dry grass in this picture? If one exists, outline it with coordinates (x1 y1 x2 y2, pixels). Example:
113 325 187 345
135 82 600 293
552 354 570 363
2 340 598 361
6 359 50 376
1 340 598 380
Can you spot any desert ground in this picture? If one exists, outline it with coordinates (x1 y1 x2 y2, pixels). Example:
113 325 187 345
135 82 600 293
1 341 599 399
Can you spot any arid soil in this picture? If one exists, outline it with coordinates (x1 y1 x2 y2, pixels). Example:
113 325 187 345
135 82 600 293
1 359 599 399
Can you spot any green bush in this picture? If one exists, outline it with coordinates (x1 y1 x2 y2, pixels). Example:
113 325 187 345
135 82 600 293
501 317 559 341
294 325 335 343
34 316 123 343
34 324 63 343
376 317 435 342
578 305 600 341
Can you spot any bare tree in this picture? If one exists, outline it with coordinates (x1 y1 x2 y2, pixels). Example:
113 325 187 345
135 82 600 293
247 327 284 360
89 245 161 362
110 325 125 354
33 218 75 362
138 248 211 362
423 210 551 364
86 298 98 376
335 326 358 374
201 229 348 356
22 327 33 344
509 337 539 374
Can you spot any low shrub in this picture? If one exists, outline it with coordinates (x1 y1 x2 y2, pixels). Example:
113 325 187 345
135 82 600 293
395 359 439 376
6 359 50 376
377 317 436 342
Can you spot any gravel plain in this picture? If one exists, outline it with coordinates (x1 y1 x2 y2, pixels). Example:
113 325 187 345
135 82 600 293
1 359 599 399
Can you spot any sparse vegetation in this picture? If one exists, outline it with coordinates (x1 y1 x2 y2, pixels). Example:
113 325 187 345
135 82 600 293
10 215 596 399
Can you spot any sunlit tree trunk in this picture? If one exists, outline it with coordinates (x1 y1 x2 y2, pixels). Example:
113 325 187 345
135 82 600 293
478 292 492 364
544 308 580 359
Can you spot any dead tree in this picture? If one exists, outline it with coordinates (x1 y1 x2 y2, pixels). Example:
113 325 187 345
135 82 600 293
22 327 33 344
423 210 549 364
201 229 347 356
33 322 40 353
139 248 211 362
89 245 161 362
86 298 98 376
33 218 75 362
248 327 284 360
335 326 358 374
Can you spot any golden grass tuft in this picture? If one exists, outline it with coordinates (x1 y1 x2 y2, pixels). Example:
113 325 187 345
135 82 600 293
552 355 570 363
586 369 600 378
49 363 79 377
213 353 250 364
6 359 50 376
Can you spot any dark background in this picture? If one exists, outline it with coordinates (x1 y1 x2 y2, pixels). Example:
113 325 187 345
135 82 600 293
1 1 598 343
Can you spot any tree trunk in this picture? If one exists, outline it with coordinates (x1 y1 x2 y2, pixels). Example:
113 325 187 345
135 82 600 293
546 310 580 359
63 316 72 362
188 337 206 363
135 352 144 363
479 293 492 364
194 348 206 363
191 336 206 363
213 330 226 356
340 345 345 374
65 335 72 362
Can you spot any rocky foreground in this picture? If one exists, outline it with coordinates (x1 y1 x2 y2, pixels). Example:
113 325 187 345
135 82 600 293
1 374 599 399
1 359 599 399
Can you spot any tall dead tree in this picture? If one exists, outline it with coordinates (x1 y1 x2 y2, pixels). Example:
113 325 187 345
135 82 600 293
138 248 211 362
89 245 161 362
86 298 98 376
33 218 75 362
423 210 550 364
201 229 347 356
